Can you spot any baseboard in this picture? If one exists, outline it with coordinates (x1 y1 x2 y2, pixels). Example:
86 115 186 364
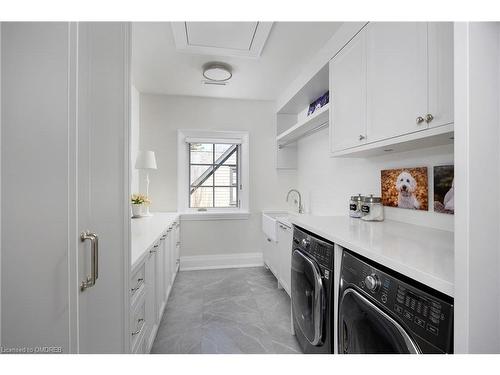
180 252 263 271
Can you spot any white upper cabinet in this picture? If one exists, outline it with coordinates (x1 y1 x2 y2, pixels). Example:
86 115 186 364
330 30 367 152
366 22 428 142
427 22 454 128
329 22 454 157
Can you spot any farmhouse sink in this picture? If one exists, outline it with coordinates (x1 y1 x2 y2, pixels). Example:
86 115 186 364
262 211 292 242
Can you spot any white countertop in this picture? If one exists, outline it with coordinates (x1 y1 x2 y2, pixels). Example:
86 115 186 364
287 214 454 297
131 212 179 269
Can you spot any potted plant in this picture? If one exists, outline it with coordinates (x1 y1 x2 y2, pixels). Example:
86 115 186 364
131 194 148 218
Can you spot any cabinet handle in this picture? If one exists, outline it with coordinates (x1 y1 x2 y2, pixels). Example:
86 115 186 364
425 113 434 123
149 244 159 255
416 116 425 125
131 318 145 336
131 278 144 293
359 134 366 141
267 238 272 242
80 231 99 292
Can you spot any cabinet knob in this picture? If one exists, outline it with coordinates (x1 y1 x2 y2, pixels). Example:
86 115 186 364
359 134 366 141
416 116 425 125
425 113 434 123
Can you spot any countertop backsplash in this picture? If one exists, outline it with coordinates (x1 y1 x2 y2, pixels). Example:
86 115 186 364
297 129 454 232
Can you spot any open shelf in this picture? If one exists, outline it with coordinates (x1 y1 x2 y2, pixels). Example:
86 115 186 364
276 104 329 147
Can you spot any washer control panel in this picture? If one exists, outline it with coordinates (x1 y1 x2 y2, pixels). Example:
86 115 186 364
293 226 334 270
340 250 453 353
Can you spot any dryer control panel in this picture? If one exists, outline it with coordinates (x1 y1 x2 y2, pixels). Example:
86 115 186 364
293 226 334 270
340 250 454 353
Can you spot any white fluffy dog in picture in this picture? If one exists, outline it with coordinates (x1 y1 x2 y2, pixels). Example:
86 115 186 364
396 171 420 209
443 179 454 211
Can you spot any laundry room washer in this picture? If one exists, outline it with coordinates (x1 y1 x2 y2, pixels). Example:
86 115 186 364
291 226 334 354
338 250 453 354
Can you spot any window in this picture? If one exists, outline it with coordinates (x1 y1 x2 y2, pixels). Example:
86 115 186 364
177 130 249 217
189 143 239 208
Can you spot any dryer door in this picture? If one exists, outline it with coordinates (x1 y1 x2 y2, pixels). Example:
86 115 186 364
338 288 420 354
291 249 324 346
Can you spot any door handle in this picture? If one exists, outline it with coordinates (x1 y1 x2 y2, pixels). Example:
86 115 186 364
80 230 99 291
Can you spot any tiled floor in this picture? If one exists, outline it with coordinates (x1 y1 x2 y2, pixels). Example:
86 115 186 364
151 267 302 354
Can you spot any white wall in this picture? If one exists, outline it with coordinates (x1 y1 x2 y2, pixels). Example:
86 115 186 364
296 128 454 231
130 85 140 194
140 94 296 257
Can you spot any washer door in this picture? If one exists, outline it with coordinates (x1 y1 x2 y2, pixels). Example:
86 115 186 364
339 288 420 354
291 249 324 346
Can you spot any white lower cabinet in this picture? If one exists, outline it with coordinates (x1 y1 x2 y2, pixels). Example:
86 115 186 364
263 235 279 278
277 223 293 296
145 242 159 350
130 217 181 353
263 221 293 297
130 291 147 353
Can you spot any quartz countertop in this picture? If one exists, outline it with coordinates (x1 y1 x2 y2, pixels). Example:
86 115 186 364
131 212 179 269
288 214 454 297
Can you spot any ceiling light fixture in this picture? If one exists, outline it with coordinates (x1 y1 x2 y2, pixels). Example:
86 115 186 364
202 62 232 82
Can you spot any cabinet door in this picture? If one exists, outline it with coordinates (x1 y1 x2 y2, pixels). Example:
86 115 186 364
263 235 278 277
277 224 293 296
156 235 167 322
145 247 158 346
174 222 181 271
366 22 428 142
163 232 172 301
330 29 367 152
428 22 454 128
169 227 177 283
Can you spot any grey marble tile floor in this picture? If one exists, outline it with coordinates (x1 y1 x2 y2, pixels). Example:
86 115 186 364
150 267 302 354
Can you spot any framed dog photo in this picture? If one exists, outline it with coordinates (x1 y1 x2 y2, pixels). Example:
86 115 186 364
434 165 454 214
381 167 429 210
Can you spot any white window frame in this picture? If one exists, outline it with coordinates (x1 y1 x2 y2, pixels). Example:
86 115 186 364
177 129 250 220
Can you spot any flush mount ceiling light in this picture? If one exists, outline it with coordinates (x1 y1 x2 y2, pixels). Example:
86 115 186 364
202 62 232 82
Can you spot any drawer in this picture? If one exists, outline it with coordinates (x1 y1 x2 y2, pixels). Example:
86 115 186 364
130 262 146 304
130 295 146 352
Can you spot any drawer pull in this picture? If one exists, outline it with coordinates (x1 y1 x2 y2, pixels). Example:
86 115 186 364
131 278 144 293
131 318 145 336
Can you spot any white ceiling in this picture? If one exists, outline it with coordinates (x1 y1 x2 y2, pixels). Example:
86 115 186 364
132 22 342 101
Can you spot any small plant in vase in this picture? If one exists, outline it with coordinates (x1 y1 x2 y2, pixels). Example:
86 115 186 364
131 194 150 218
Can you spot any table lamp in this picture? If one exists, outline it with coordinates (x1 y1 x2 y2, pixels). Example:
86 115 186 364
135 150 157 216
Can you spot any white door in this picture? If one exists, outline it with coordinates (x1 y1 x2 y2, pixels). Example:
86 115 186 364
77 22 131 353
330 29 367 152
428 22 454 128
366 22 428 142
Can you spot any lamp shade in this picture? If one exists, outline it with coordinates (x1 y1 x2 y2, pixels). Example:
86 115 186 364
135 150 157 170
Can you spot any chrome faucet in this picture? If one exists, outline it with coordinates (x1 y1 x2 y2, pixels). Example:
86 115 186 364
286 189 303 214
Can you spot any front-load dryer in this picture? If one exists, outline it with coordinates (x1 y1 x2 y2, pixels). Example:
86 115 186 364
291 226 334 354
338 250 453 354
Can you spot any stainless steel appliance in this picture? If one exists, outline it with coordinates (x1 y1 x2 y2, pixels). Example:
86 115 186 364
291 226 334 354
338 250 453 353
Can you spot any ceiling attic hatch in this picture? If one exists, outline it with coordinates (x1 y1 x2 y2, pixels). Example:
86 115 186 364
171 22 273 58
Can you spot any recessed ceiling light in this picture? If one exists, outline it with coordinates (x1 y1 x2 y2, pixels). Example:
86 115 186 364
203 62 232 82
